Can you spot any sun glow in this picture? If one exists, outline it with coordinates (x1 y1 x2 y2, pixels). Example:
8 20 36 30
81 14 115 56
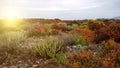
4 9 18 22
2 8 21 28
1 8 21 27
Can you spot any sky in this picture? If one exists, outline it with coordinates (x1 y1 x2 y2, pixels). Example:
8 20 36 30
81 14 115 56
0 0 120 20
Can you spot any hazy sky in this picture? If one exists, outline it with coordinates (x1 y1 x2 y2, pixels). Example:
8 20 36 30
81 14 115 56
0 0 120 19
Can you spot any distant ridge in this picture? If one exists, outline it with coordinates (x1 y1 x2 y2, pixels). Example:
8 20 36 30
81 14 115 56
113 16 120 19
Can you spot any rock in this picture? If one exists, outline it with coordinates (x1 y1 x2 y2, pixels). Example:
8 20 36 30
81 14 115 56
82 46 90 50
72 45 77 48
3 67 7 68
32 64 38 68
10 66 17 68
18 61 22 64
0 65 2 68
18 64 23 68
25 64 28 68
66 46 72 52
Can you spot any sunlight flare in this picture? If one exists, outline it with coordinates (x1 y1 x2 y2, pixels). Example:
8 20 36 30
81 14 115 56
1 8 21 27
3 8 18 22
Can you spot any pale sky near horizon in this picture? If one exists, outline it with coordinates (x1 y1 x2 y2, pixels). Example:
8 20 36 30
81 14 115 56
0 0 120 20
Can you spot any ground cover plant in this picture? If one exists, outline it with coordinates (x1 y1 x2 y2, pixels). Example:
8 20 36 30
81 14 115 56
0 18 120 68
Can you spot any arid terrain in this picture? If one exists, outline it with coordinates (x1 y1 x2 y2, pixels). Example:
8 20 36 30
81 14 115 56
0 18 120 68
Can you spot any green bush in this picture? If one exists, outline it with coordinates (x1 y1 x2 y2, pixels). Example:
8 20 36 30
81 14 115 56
0 31 27 46
22 23 36 36
23 23 52 36
73 35 86 45
51 52 66 64
0 31 28 63
67 24 79 30
33 36 64 58
44 24 52 29
79 22 89 29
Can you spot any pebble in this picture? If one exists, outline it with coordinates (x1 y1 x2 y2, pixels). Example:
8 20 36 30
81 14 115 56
0 65 2 68
3 67 7 68
10 66 17 68
32 64 38 67
25 64 28 68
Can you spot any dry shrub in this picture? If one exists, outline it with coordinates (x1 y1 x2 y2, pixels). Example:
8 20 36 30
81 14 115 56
69 28 95 45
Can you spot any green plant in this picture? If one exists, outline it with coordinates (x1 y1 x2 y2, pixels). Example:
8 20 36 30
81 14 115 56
0 31 29 64
0 31 27 46
51 22 68 32
67 24 79 30
73 35 86 45
51 29 60 35
22 22 36 36
79 22 89 29
33 36 64 58
100 40 120 67
51 52 66 64
44 24 52 29
69 28 95 45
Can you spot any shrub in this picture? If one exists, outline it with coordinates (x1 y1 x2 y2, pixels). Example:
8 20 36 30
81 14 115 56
109 23 120 42
79 22 89 29
23 23 51 36
51 52 66 64
51 29 60 35
109 22 120 32
78 49 92 61
100 40 120 67
0 31 27 46
73 35 86 45
64 60 80 68
64 40 118 68
58 23 67 31
34 25 50 36
89 23 104 31
0 31 28 64
64 49 101 68
69 28 95 45
0 22 4 34
22 22 36 36
52 23 68 32
64 40 120 68
67 24 79 31
104 21 113 26
95 27 120 43
44 24 52 29
67 52 74 60
58 34 74 45
0 42 22 64
95 28 110 43
52 23 60 30
59 25 67 31
33 36 64 58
